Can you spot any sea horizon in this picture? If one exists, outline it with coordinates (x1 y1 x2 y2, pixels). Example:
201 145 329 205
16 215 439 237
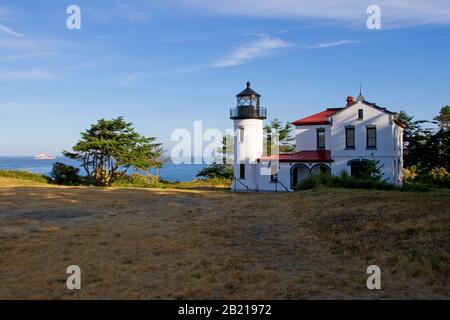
0 156 207 182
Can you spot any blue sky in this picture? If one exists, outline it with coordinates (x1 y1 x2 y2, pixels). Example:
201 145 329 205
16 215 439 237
0 0 449 156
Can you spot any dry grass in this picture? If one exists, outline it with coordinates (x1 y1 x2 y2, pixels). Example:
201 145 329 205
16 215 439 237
0 177 448 299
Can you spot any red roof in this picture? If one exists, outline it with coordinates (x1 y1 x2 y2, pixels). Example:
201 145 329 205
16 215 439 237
292 108 342 126
258 150 332 163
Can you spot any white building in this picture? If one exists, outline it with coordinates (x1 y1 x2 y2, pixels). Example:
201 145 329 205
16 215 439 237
230 82 405 192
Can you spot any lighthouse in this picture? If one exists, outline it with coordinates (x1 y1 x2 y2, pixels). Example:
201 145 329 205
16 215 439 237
230 81 267 191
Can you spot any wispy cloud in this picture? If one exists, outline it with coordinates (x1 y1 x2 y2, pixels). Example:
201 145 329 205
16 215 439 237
213 36 291 68
307 39 355 49
177 0 450 27
0 24 23 37
0 68 55 81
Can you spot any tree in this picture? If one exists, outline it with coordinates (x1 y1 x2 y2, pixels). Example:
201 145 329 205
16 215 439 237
217 134 234 164
129 144 166 182
199 134 234 180
63 117 163 186
399 109 449 172
50 162 81 185
196 161 233 179
397 111 432 169
433 105 450 131
264 119 295 155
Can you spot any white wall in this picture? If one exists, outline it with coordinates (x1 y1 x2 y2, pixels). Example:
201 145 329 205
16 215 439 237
293 101 404 186
257 161 292 192
329 101 402 185
330 102 396 157
295 125 331 151
232 119 264 191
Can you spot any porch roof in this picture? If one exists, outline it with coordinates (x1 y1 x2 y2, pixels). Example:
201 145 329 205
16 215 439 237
258 150 333 163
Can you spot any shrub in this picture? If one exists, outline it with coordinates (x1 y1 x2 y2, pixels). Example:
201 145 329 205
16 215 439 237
197 162 233 179
295 172 396 191
295 176 317 190
50 162 81 185
403 166 419 182
400 182 432 192
428 167 450 186
0 170 49 183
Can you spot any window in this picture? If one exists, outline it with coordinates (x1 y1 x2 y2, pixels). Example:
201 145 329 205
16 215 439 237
345 127 355 149
239 127 244 143
270 173 278 183
367 127 377 148
270 165 278 183
317 128 325 150
358 109 364 120
239 164 245 179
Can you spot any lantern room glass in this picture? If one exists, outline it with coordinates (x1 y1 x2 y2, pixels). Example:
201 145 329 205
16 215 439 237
237 96 259 107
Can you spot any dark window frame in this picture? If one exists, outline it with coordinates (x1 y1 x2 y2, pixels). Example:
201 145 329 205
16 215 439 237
345 127 355 149
239 127 244 143
316 128 326 150
270 173 278 183
358 109 364 120
239 163 245 179
366 127 377 149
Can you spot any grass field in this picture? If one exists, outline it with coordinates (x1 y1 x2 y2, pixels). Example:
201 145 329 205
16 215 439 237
0 177 448 299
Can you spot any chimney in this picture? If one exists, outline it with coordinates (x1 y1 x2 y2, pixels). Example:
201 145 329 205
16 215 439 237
346 96 355 106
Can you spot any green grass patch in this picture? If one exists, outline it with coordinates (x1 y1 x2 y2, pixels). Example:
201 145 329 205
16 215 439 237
0 170 50 184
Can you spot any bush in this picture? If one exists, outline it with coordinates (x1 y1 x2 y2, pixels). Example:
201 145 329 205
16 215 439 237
50 162 81 185
400 182 432 192
295 172 396 191
403 166 419 182
0 170 49 183
295 176 317 190
197 162 233 179
428 167 450 187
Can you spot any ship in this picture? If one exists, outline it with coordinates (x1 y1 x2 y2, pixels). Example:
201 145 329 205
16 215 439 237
34 153 55 160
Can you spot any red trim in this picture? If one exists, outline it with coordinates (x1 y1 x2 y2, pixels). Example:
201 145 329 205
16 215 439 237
258 150 333 163
292 108 342 126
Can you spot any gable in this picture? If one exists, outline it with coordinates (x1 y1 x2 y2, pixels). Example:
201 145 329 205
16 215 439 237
330 101 396 125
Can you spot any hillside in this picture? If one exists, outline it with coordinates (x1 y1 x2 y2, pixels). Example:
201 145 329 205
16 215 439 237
0 177 448 299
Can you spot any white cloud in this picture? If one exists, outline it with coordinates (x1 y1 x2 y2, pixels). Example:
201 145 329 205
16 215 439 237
0 68 55 81
177 0 450 27
0 24 23 37
307 40 354 49
213 36 291 68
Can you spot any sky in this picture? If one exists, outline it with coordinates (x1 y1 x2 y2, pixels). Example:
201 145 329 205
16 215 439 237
0 0 449 156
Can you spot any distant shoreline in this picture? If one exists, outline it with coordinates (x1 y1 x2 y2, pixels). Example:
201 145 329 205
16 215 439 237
0 156 207 182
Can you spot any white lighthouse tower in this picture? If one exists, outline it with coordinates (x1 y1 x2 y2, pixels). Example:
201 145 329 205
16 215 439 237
230 82 267 191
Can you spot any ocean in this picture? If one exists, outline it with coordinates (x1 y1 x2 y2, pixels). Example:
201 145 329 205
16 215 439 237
0 157 207 182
